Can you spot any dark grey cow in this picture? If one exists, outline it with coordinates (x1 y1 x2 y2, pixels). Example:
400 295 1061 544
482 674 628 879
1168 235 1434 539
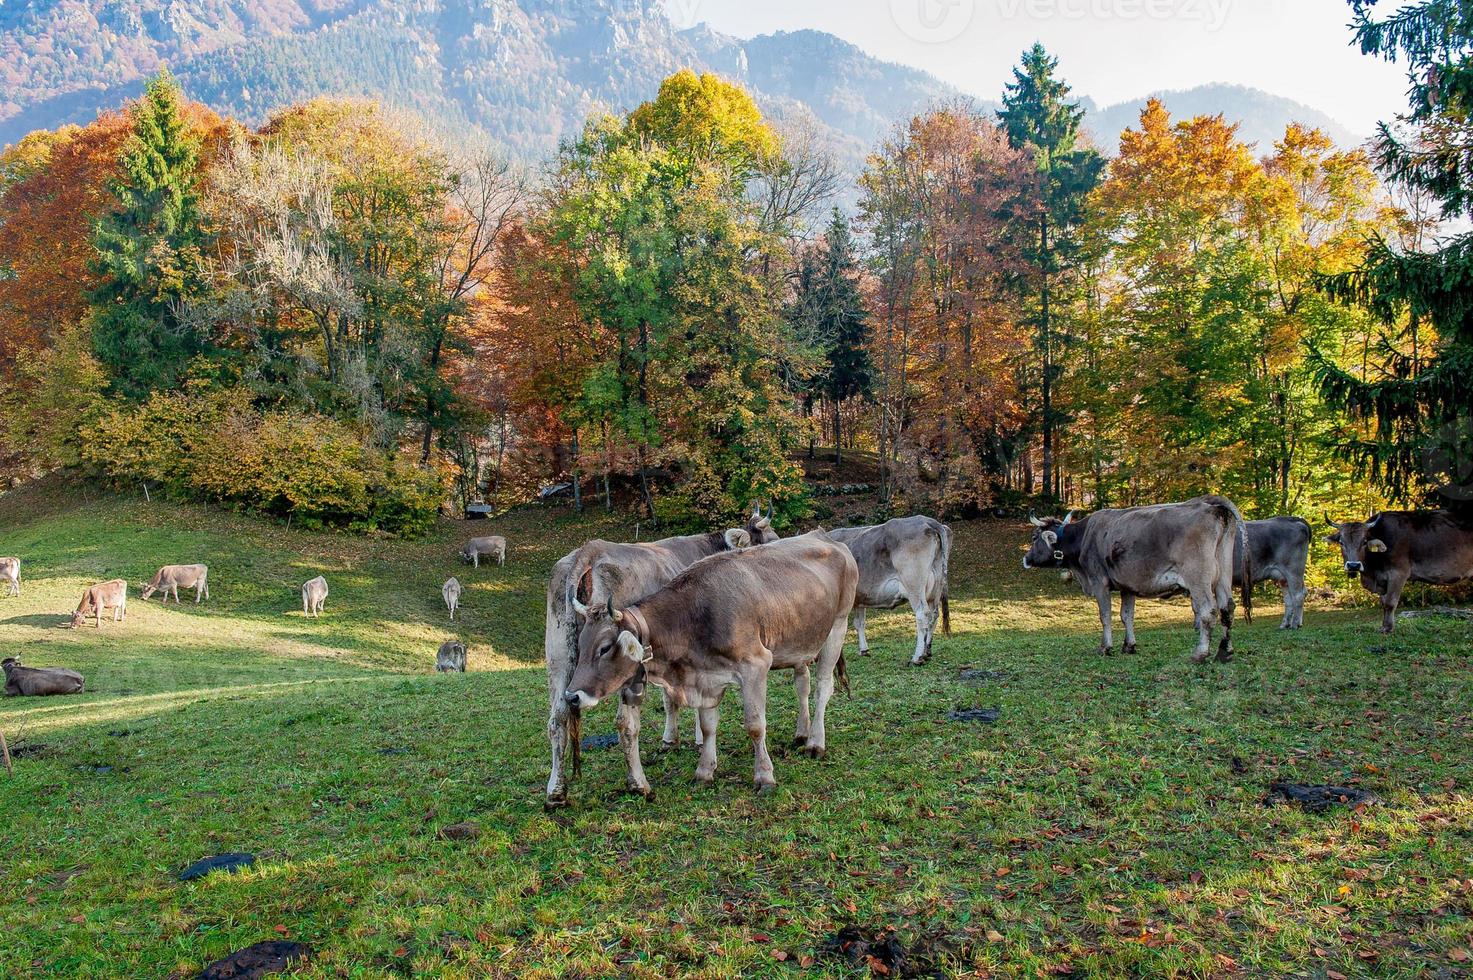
1236 517 1312 630
3 657 85 696
827 516 951 665
1024 496 1252 663
542 508 780 806
1327 510 1473 633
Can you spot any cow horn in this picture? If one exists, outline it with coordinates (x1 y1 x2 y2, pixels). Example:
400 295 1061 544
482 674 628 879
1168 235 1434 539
571 596 589 618
1324 512 1342 530
1367 513 1382 529
765 501 774 520
606 596 616 619
1028 512 1044 528
1061 511 1076 527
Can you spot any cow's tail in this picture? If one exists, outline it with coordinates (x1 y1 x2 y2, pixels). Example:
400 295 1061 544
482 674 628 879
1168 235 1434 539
930 520 953 636
836 651 851 697
1236 510 1253 625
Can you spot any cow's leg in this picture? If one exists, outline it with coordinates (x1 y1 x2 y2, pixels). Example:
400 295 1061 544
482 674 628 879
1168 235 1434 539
853 608 869 655
617 688 653 798
695 704 720 784
473 552 480 569
740 669 776 792
1094 590 1114 655
792 666 812 744
1216 593 1235 662
1120 593 1137 655
805 616 848 759
1188 589 1214 663
1380 572 1409 634
1286 572 1306 629
908 593 932 666
661 688 681 750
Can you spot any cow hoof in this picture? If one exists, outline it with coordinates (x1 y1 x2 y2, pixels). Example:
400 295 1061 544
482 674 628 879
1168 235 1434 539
1216 647 1234 663
1098 647 1114 657
625 784 654 800
755 782 777 797
1191 652 1210 665
660 740 678 753
1123 643 1137 656
858 647 870 657
803 746 827 760
695 775 714 787
543 796 570 812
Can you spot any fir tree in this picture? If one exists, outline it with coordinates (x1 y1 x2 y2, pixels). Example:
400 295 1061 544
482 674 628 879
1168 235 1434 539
90 69 212 399
998 43 1105 501
1314 2 1473 505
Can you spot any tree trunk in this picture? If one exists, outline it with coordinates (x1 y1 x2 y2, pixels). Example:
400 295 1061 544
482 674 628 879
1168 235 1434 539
833 399 843 466
571 427 582 513
1039 212 1054 502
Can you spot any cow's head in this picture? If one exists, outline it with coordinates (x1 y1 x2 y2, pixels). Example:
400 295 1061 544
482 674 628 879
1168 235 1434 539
140 581 157 600
565 598 651 712
743 503 780 546
1 656 17 677
1023 512 1076 569
1325 513 1388 575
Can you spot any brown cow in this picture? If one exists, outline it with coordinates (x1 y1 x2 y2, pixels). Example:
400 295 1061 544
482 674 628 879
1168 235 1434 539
543 507 779 805
0 557 19 597
141 564 209 604
564 531 858 793
462 536 506 568
827 516 951 665
1024 496 1251 663
1326 510 1473 632
3 657 85 696
70 579 128 628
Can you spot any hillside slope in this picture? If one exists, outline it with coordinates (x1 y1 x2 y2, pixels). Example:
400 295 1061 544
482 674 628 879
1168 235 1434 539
1 483 1470 976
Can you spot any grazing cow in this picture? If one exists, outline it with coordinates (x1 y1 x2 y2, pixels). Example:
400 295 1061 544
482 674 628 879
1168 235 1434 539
462 536 506 568
564 531 858 793
543 507 779 805
70 579 128 629
443 577 462 620
3 657 85 696
827 516 951 665
0 557 19 597
1326 510 1473 633
1023 496 1252 663
301 576 328 617
436 641 467 673
141 564 209 604
1236 518 1312 630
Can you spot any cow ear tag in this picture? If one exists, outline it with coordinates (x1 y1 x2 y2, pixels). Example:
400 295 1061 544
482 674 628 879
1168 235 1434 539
1367 539 1388 554
618 631 652 665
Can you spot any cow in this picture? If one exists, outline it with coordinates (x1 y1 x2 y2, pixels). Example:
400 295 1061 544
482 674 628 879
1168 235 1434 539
564 531 858 794
462 536 506 568
301 576 328 618
0 557 19 597
3 657 85 696
827 516 951 665
543 507 779 806
1023 495 1252 663
140 564 209 604
1236 517 1312 630
70 579 128 629
436 640 467 673
443 577 462 620
1326 510 1473 633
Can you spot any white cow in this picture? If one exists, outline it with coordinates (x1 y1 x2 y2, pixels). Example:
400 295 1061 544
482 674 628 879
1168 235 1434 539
443 577 463 620
0 557 19 597
827 516 952 666
141 564 210 604
462 536 506 568
301 576 329 617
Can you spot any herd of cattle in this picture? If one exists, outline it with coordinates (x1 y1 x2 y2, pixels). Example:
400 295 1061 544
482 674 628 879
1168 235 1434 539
542 498 1472 804
2 498 1469 801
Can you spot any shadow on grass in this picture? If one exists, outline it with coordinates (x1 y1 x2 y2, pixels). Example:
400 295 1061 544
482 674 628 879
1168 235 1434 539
0 613 73 629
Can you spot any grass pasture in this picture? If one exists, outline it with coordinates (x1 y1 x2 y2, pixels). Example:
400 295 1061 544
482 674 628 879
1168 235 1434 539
1 482 1471 978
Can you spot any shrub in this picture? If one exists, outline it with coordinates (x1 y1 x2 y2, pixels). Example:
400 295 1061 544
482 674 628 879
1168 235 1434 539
81 386 445 536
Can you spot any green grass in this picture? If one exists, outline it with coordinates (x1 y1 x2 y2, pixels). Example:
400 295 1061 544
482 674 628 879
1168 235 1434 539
2 481 1471 978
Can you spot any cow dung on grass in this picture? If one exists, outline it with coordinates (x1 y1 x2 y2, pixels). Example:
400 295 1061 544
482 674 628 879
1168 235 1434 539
198 941 310 979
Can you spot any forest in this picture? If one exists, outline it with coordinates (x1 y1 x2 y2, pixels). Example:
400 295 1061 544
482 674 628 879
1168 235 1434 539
1 0 1469 534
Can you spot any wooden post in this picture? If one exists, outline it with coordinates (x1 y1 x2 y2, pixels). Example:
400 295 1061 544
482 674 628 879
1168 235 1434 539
0 729 12 778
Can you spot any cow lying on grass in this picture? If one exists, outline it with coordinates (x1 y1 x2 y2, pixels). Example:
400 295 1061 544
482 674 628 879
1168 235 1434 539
70 579 128 629
3 657 84 696
141 564 210 604
564 531 858 794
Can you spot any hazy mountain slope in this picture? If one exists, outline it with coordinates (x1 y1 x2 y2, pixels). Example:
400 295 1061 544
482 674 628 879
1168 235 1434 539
1087 83 1364 153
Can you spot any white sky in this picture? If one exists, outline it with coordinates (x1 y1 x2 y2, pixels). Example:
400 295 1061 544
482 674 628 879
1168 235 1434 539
661 0 1412 137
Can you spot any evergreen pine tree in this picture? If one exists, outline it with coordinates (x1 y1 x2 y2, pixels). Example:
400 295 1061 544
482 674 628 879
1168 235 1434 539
1314 2 1473 505
90 68 212 399
998 43 1105 502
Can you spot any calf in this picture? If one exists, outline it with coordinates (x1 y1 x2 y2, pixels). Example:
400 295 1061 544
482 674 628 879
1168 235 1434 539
301 576 329 617
1327 510 1473 632
1024 496 1251 663
3 657 85 696
462 536 506 568
443 577 462 620
565 531 858 793
827 516 951 665
0 557 19 597
1236 517 1311 630
70 579 128 629
436 641 467 673
141 564 209 604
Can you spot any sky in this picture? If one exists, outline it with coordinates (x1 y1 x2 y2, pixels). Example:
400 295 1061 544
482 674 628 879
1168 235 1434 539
660 0 1411 137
